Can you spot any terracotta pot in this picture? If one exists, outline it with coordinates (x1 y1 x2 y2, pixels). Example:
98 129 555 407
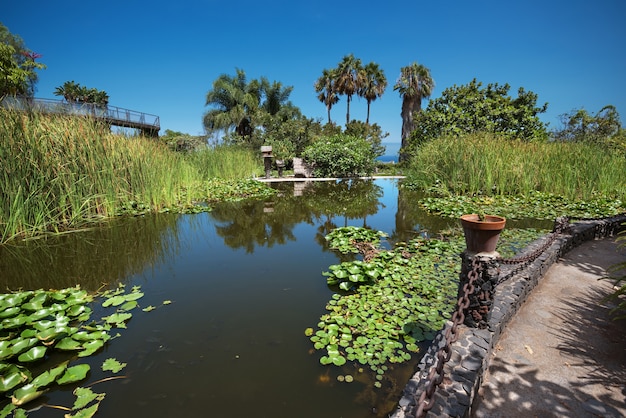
460 214 506 254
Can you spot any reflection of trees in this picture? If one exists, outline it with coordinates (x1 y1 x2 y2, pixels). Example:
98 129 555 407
210 179 384 253
0 215 182 291
392 185 458 244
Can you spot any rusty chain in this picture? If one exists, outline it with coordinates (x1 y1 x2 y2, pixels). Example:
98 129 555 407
415 257 482 417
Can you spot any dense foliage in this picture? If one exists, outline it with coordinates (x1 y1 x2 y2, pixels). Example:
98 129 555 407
0 23 45 99
404 133 626 202
407 79 548 150
551 105 626 153
302 134 380 177
53 80 109 105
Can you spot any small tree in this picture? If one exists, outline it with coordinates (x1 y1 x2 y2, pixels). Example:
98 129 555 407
552 105 622 143
302 134 377 177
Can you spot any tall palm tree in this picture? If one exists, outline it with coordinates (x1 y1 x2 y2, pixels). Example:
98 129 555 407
335 54 364 125
314 68 340 124
53 80 81 103
204 68 261 140
360 62 387 124
393 62 434 162
260 77 299 120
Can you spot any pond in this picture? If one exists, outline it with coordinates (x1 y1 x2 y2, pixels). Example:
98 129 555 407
0 179 460 417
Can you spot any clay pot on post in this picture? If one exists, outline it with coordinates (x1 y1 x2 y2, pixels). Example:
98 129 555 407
460 214 506 256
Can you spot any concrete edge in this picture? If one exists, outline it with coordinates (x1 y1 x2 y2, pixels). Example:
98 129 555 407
391 214 626 418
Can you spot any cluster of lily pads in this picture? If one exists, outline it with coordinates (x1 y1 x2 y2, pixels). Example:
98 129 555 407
419 191 625 220
308 226 546 387
0 283 151 417
324 226 388 255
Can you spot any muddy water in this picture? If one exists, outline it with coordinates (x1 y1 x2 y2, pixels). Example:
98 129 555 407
0 179 455 417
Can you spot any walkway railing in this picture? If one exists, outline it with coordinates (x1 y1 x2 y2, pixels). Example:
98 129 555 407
1 97 160 137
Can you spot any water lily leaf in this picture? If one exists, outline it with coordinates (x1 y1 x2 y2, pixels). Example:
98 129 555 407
11 383 46 406
56 364 90 385
142 305 156 312
78 339 104 357
0 307 20 319
101 358 126 373
119 301 138 311
0 369 29 393
332 355 346 366
65 401 100 418
55 337 83 351
30 361 69 388
102 295 125 307
20 302 43 312
37 327 70 344
162 300 172 305
66 305 87 317
124 292 144 302
72 387 105 410
1 316 27 329
18 345 47 362
11 337 39 355
0 404 17 417
103 313 132 325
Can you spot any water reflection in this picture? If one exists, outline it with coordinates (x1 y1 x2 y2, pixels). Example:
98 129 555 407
0 215 181 291
0 179 464 418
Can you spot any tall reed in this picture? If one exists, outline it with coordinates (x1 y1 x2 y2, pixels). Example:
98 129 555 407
406 133 626 201
0 109 260 243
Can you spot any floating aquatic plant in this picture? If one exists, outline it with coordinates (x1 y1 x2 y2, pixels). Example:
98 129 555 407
0 283 147 415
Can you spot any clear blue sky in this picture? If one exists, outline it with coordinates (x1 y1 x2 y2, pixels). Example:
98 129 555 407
3 0 626 152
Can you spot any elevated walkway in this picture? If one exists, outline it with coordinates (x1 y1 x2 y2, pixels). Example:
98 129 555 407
1 97 160 137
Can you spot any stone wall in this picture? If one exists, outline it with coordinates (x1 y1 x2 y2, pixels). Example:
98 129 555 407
391 214 626 418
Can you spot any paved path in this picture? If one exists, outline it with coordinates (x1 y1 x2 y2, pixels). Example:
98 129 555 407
472 237 626 417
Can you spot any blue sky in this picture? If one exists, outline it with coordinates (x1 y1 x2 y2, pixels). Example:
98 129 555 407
3 0 625 153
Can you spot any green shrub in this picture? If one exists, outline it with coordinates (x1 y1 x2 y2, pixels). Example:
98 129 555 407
302 134 377 177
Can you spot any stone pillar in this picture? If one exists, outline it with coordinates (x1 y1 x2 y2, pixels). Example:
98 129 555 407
458 252 501 328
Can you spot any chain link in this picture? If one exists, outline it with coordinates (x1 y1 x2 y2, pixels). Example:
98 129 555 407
415 258 481 417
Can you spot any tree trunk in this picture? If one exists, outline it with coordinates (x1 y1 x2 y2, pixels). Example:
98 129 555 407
399 97 421 163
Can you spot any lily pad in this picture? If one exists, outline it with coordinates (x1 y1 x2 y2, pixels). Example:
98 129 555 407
17 345 47 362
56 364 90 385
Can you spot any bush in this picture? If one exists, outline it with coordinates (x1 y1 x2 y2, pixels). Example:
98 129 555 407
302 134 377 177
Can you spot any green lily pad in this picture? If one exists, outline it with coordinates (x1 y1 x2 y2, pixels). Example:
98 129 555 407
11 383 47 406
0 369 29 393
30 361 69 388
18 345 47 362
11 337 39 355
56 364 90 385
78 339 104 357
0 307 20 319
72 387 105 410
101 358 126 373
55 337 83 351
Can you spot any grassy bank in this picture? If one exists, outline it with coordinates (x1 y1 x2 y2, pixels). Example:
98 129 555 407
0 109 263 243
405 133 626 201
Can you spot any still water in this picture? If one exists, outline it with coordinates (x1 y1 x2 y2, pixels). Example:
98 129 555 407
0 179 457 417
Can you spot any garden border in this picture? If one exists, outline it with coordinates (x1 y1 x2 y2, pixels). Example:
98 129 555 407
391 213 626 418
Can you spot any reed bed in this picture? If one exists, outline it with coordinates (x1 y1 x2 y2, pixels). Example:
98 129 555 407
406 133 626 201
0 109 260 243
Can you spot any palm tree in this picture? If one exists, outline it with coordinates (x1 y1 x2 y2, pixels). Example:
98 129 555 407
393 62 434 162
260 77 300 121
204 68 261 140
314 68 340 124
54 80 81 103
335 54 364 125
360 62 387 124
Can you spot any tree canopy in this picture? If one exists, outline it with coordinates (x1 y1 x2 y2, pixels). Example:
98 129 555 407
409 78 548 148
53 81 109 105
0 23 45 99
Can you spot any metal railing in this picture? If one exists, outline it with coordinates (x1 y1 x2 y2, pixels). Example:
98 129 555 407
1 97 160 134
